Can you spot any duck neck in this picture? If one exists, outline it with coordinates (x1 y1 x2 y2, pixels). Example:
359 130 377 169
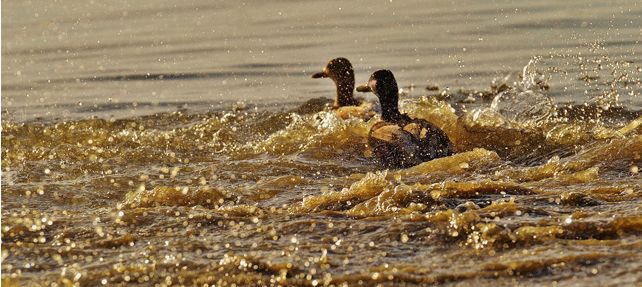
335 78 358 107
379 94 403 122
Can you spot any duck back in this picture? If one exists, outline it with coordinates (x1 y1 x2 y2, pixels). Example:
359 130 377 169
334 100 377 120
368 115 453 168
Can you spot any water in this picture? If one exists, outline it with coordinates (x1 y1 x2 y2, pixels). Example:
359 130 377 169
2 0 642 286
3 0 641 121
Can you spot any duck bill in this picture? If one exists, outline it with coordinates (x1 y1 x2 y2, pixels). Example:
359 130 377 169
311 71 327 78
356 84 371 92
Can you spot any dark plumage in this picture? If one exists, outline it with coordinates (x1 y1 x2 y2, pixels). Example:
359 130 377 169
357 70 454 168
312 58 376 119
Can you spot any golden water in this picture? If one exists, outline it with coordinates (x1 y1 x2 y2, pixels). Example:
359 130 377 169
3 74 642 285
3 0 642 286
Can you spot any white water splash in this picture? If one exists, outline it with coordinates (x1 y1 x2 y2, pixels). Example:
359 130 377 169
491 58 555 123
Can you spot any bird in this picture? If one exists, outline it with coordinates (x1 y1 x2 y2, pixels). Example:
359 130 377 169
312 58 377 120
356 69 454 168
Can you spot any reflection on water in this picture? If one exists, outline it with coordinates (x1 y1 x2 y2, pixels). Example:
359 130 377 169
2 0 642 286
3 76 641 285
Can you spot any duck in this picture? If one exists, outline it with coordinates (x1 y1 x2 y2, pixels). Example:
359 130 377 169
356 69 454 168
312 57 377 120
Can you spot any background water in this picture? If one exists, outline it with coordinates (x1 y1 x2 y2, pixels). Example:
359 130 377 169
2 1 642 286
3 0 641 121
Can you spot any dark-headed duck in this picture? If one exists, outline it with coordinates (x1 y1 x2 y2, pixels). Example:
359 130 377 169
357 69 453 168
312 58 376 120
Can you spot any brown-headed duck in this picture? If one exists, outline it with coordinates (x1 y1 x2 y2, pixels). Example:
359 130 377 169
312 57 377 120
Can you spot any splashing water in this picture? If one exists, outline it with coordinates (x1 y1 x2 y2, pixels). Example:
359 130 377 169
3 71 641 285
2 1 642 285
490 58 556 124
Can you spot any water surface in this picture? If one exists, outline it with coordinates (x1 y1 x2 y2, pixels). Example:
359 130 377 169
2 0 642 286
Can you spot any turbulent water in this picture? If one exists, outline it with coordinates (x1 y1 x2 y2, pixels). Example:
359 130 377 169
2 0 642 286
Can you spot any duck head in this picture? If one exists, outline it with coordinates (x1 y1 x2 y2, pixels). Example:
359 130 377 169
357 70 402 122
312 57 359 107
